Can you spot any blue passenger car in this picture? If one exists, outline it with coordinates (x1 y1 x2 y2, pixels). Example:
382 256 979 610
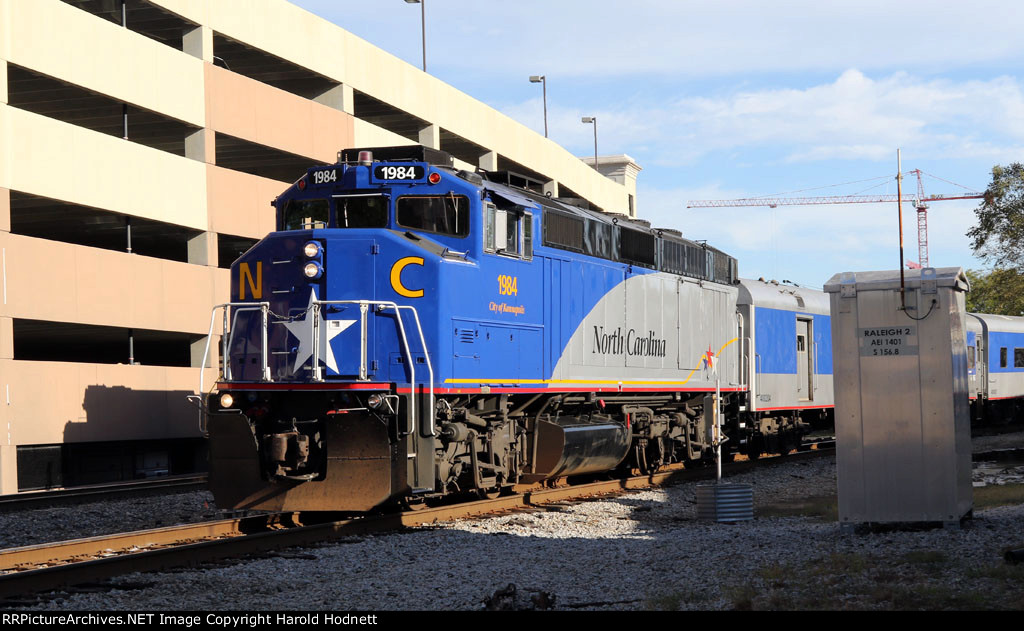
967 313 1024 423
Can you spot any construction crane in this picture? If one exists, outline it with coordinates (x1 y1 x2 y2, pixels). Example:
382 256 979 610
687 170 984 267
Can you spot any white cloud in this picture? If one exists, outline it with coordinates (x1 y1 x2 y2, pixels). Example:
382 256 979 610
501 70 1024 166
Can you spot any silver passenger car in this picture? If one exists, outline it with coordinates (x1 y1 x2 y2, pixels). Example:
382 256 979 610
734 279 834 456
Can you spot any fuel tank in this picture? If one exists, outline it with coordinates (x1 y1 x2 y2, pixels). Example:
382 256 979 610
527 416 631 481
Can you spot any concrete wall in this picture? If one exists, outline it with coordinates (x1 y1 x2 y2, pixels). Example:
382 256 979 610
205 64 354 165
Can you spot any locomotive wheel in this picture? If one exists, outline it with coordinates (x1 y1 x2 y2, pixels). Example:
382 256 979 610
401 497 430 512
634 443 650 475
477 487 502 500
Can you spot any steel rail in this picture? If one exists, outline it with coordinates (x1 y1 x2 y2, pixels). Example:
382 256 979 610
0 448 834 600
0 475 208 511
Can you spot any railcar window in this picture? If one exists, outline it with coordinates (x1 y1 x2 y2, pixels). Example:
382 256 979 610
1015 348 1024 368
282 199 329 230
504 210 519 252
485 204 533 260
336 195 388 228
968 346 976 370
484 203 496 250
396 194 469 237
1001 347 1008 368
797 335 806 352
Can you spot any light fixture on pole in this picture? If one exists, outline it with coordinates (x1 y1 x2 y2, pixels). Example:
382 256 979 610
581 116 598 171
404 0 426 72
529 75 547 138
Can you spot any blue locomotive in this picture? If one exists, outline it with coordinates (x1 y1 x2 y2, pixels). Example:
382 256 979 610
200 146 833 512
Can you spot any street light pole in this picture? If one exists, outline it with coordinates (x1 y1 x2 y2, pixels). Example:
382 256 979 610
404 0 426 72
529 75 547 138
581 116 598 171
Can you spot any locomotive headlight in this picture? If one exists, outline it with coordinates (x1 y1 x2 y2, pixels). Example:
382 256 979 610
367 394 384 409
303 241 321 258
219 393 234 409
303 262 323 279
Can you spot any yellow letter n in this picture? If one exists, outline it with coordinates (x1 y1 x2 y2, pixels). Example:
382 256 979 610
239 262 262 299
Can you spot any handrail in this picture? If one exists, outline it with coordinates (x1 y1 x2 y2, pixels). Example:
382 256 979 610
811 338 818 394
196 299 435 438
311 300 436 438
199 302 271 395
754 353 762 404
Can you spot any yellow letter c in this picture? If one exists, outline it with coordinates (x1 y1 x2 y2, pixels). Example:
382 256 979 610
390 257 424 298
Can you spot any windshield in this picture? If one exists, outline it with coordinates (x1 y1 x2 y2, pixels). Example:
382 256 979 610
336 195 388 228
282 199 328 230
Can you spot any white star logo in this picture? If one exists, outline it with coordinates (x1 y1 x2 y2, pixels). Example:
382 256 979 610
281 288 356 375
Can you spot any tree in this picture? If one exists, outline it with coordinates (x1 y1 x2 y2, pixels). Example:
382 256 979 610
965 268 1024 316
967 163 1024 269
964 164 1024 315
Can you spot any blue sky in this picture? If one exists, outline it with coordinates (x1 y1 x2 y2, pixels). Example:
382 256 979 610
291 0 1024 288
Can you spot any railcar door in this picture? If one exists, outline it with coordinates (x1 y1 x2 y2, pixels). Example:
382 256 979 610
796 318 812 401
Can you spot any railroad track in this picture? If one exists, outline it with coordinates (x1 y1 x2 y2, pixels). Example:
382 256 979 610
0 475 208 512
0 447 833 602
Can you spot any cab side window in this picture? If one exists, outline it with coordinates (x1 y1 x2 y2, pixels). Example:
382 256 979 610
484 202 533 260
396 194 470 237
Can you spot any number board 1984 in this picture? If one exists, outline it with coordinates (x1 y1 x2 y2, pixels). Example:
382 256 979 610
372 165 426 182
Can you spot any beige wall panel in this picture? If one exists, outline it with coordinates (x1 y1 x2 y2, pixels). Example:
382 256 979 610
0 446 15 495
0 0 12 70
0 105 9 191
310 99 355 162
207 165 281 239
3 231 78 319
206 1 363 90
205 65 352 163
6 108 208 231
0 360 213 445
0 60 7 104
4 234 218 334
352 118 415 150
6 0 205 127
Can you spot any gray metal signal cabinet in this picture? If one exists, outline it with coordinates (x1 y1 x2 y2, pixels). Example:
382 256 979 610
823 267 972 529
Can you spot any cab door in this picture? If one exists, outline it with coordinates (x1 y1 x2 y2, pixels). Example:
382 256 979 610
796 318 812 401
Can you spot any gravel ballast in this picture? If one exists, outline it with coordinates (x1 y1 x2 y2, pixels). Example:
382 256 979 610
12 436 1024 612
